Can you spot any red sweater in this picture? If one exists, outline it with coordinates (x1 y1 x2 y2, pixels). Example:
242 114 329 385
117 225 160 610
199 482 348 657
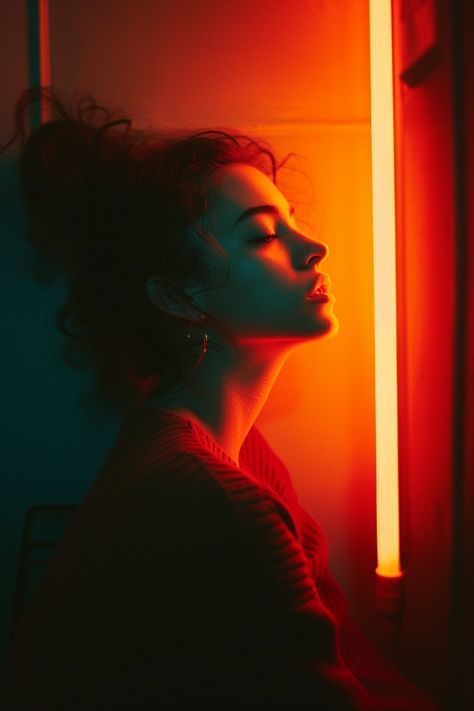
1 406 439 709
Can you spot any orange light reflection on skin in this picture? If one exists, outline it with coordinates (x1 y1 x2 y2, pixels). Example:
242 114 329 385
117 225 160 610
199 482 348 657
369 0 402 581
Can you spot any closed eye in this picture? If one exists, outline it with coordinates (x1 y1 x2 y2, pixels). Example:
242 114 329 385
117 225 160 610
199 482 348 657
254 234 280 244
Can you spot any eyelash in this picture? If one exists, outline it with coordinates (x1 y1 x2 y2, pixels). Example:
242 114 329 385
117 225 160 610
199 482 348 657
255 234 279 243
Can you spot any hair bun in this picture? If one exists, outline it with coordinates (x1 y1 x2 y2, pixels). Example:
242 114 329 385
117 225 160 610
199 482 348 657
2 88 130 268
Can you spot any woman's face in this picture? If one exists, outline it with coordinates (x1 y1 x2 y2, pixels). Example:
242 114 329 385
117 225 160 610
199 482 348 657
188 162 339 346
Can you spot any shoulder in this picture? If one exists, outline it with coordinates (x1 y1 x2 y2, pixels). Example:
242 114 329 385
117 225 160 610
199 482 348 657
99 438 318 607
129 444 295 550
87 417 297 553
110 407 294 526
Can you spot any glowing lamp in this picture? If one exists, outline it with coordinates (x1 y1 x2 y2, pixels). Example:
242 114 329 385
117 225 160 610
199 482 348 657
38 0 51 123
369 0 404 640
28 0 51 128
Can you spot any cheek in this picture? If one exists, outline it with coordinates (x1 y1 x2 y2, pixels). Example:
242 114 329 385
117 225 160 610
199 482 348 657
239 257 296 299
209 260 297 319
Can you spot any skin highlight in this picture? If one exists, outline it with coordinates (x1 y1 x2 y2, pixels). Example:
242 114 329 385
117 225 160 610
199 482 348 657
144 163 339 465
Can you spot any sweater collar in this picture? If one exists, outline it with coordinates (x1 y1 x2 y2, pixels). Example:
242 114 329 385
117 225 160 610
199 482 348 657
125 404 301 541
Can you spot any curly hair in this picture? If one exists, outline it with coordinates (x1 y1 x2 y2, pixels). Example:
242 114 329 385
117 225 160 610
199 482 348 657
1 86 301 411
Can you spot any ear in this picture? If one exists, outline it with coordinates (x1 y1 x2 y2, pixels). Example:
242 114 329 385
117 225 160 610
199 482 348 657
145 277 204 321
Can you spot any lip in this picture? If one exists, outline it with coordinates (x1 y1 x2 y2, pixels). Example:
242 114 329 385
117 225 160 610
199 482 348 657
306 292 332 302
307 273 331 297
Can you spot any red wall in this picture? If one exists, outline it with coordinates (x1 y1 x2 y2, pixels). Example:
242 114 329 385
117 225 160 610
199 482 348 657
459 0 474 706
391 0 473 707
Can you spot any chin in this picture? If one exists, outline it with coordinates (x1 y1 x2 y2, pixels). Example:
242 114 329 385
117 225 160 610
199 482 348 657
307 313 340 339
323 320 340 339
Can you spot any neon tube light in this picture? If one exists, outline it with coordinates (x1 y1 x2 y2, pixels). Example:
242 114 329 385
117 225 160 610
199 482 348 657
39 0 51 123
369 0 403 593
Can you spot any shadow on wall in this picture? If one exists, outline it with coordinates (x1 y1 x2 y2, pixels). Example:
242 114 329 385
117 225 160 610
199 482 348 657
0 155 125 666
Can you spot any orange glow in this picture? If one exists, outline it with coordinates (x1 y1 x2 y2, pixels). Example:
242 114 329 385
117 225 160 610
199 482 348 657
369 0 402 579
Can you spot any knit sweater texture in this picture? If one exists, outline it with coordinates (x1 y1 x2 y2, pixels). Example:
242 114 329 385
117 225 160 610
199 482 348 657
0 406 439 709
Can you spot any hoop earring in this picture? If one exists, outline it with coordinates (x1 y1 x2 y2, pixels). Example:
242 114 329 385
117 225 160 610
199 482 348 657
186 318 208 361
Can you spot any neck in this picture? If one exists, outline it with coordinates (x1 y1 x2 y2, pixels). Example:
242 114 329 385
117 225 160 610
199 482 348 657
144 338 296 465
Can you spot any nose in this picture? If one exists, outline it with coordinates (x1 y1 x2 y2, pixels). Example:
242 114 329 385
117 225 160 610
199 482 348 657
303 240 328 267
289 228 329 268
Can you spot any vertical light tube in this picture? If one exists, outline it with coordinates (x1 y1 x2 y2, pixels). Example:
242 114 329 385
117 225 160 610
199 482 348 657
27 0 51 128
369 0 404 626
39 0 51 123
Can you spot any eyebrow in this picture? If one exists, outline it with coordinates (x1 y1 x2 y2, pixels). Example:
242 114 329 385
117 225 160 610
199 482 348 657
233 203 295 227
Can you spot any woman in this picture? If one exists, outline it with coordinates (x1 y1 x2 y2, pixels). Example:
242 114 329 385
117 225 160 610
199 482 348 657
0 88 439 709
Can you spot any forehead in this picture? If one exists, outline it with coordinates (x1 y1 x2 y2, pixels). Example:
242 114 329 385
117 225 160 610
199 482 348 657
205 163 286 229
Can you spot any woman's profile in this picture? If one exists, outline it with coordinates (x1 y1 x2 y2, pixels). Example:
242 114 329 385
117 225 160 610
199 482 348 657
0 87 439 709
